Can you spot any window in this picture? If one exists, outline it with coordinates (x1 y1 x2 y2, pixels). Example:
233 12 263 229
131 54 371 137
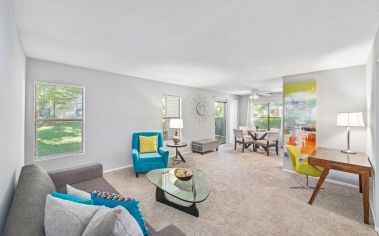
162 95 181 141
253 101 282 130
34 82 84 159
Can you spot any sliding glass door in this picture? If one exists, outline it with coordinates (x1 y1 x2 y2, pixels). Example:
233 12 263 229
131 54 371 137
215 101 226 144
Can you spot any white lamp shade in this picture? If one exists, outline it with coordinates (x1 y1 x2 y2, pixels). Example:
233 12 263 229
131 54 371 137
169 118 183 129
337 112 365 127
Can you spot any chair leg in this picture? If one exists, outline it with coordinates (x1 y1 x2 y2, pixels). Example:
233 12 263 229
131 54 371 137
234 141 237 150
136 173 139 178
276 142 279 155
242 143 245 153
290 175 324 190
266 147 269 156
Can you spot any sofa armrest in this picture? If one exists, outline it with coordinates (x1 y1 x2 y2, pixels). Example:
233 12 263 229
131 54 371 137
132 148 139 171
158 147 169 157
158 147 169 167
132 149 139 161
150 224 185 236
48 163 103 193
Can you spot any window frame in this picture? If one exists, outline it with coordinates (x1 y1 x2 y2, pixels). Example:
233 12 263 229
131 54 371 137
253 101 282 130
34 81 85 160
162 94 182 141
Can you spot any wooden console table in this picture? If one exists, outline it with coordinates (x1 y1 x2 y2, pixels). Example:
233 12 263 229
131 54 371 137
307 147 372 224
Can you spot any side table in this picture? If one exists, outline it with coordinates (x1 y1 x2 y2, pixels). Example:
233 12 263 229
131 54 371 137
166 142 187 165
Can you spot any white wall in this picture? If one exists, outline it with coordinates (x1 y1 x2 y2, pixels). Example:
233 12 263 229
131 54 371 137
366 27 379 231
283 65 367 186
25 58 238 172
0 0 25 231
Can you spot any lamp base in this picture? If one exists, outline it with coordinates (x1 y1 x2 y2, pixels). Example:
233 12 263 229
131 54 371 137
341 149 357 154
173 136 181 145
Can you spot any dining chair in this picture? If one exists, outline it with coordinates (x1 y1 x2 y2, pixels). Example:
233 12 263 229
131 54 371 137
238 126 251 138
233 129 254 152
254 130 279 156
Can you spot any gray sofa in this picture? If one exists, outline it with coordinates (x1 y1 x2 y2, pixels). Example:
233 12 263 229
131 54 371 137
2 163 185 236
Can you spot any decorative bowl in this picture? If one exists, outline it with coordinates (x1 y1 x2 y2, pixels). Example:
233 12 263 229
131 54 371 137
174 169 193 181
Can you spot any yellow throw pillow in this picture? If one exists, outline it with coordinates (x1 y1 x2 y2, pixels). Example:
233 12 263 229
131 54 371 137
139 136 158 153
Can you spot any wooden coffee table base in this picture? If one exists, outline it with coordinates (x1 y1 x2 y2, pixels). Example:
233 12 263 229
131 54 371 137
155 187 199 217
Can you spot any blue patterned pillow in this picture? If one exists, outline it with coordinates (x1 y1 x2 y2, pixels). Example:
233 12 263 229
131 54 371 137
91 191 148 236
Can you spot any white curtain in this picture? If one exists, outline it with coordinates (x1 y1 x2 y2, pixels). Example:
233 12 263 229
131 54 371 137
246 97 254 129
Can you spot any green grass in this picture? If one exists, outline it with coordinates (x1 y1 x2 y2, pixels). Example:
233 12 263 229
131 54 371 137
36 122 82 157
254 117 282 130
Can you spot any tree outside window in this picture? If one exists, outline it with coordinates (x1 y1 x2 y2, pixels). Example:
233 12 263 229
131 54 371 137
253 101 282 130
35 83 84 158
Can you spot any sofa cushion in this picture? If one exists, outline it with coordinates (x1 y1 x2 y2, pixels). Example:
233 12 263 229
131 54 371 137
51 191 93 205
139 152 163 160
45 194 100 236
152 225 186 236
3 165 56 236
67 184 91 200
82 206 143 236
71 177 119 194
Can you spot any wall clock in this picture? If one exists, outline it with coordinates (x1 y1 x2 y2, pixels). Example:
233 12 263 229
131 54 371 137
191 94 210 123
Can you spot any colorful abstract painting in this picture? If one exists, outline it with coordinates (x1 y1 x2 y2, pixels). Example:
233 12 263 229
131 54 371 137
284 81 317 158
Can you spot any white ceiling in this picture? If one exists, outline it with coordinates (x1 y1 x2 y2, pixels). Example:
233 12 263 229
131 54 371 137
11 0 379 94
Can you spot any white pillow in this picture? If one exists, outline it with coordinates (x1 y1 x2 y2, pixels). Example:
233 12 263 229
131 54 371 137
82 206 143 236
45 194 100 236
66 184 91 200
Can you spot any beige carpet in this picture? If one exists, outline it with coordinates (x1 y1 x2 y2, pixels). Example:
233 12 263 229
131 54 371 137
104 144 376 236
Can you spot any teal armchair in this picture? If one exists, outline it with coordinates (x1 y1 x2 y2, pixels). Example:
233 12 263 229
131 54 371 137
132 132 169 177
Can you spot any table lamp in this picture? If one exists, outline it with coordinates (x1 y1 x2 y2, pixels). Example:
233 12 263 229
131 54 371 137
170 118 183 144
337 112 365 154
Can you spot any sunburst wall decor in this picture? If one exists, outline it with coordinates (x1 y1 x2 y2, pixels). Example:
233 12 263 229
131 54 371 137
190 94 210 124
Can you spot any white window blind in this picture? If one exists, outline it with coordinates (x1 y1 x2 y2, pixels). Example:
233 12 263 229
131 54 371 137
162 95 181 141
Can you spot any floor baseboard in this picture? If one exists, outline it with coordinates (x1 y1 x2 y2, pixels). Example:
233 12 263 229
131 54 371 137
282 168 359 189
370 202 378 233
104 164 132 173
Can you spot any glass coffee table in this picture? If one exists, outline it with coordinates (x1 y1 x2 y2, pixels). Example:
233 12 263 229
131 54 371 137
146 168 210 217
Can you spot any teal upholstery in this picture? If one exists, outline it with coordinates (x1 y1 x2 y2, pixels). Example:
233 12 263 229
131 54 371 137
132 132 169 175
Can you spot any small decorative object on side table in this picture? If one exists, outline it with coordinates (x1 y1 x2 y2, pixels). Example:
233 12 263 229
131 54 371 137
166 142 187 165
169 118 183 144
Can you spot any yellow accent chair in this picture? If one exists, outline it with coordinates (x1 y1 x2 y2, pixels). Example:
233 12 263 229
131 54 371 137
287 145 323 188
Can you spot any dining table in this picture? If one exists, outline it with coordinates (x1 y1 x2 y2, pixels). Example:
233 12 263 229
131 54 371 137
247 130 268 141
244 130 268 149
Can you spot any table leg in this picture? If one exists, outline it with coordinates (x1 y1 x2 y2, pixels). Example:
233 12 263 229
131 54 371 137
361 171 370 224
359 174 363 193
308 167 330 204
172 148 186 164
177 149 186 162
